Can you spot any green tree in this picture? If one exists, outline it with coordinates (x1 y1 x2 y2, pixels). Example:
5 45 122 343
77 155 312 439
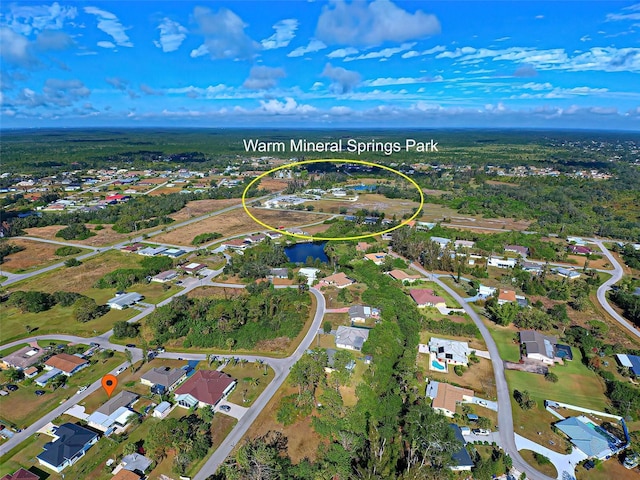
73 296 103 322
323 321 332 334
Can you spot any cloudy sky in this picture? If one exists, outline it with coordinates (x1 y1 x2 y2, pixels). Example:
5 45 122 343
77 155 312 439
1 1 639 129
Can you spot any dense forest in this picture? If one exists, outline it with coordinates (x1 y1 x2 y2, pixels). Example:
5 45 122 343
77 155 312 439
224 240 289 279
145 284 310 349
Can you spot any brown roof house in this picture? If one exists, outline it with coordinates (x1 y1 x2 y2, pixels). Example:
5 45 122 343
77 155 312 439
317 272 355 289
1 469 40 480
44 353 89 376
174 370 237 409
409 289 446 308
426 381 474 417
388 269 421 283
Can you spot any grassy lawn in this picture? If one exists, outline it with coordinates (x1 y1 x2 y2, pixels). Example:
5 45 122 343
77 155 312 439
519 449 558 479
419 329 487 351
0 304 136 344
420 355 497 400
224 363 275 407
0 353 125 429
0 432 51 478
485 321 521 362
575 458 637 480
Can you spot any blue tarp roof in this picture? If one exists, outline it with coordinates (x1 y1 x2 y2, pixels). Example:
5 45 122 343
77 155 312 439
628 355 640 376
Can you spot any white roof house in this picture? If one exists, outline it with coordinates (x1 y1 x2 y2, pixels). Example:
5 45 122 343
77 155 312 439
428 337 470 366
153 401 172 418
488 256 517 268
430 237 452 248
107 292 143 310
298 267 320 286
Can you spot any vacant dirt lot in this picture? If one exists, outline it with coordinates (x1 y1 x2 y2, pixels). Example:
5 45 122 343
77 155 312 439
258 177 289 192
153 208 328 245
1 238 65 272
25 224 156 247
169 198 241 221
420 203 533 231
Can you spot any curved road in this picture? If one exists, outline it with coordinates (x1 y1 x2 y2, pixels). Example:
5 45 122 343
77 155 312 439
407 260 556 480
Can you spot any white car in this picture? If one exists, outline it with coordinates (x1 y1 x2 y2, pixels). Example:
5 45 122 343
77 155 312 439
472 428 491 436
76 385 88 394
477 400 488 407
114 367 126 376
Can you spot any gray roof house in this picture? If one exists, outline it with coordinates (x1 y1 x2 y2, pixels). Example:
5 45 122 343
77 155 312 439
335 326 370 351
96 391 139 416
348 305 380 323
37 423 99 473
520 330 558 365
270 268 288 279
428 337 470 366
107 292 143 310
140 367 186 392
120 453 153 474
448 424 474 471
2 346 45 370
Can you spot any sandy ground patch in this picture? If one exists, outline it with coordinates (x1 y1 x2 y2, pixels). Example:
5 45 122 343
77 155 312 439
258 177 289 192
169 198 242 221
1 238 64 272
153 208 328 246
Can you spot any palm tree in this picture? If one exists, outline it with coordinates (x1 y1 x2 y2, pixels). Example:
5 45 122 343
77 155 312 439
124 348 133 370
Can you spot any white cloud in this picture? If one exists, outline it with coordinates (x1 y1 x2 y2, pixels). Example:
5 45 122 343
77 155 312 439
243 66 286 90
344 42 415 61
495 36 510 42
84 6 132 47
97 40 115 49
154 18 187 53
191 6 259 60
261 19 298 50
311 81 324 91
259 97 316 114
580 35 591 42
140 84 163 95
288 39 326 57
364 75 442 87
7 78 89 108
315 0 440 46
105 77 128 90
321 63 361 93
401 45 446 59
327 47 359 58
0 27 37 67
5 2 77 36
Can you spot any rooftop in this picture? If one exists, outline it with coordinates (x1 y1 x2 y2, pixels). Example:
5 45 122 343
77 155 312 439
520 330 557 359
141 367 185 388
335 325 370 350
96 390 139 416
427 381 474 415
409 289 445 306
174 370 236 406
2 346 45 369
37 423 98 469
555 416 615 459
44 353 88 374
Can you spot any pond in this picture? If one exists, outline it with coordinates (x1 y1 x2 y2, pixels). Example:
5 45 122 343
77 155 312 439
351 184 376 191
284 242 328 263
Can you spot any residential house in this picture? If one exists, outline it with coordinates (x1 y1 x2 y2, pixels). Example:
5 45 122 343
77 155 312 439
23 366 38 379
163 248 186 258
505 245 529 257
497 289 517 305
120 243 144 253
35 369 62 387
519 330 558 365
298 267 320 286
44 353 88 376
86 391 139 433
335 326 370 351
112 470 142 480
615 354 640 376
114 453 152 476
269 268 288 279
2 346 45 370
265 231 282 240
569 245 593 256
488 256 517 268
555 416 620 460
567 236 587 246
478 285 496 298
317 272 355 289
107 292 143 310
152 401 172 419
448 424 475 471
245 233 266 243
356 242 369 252
415 221 436 231
174 370 236 409
428 337 470 366
37 423 99 473
387 269 421 283
151 270 178 283
363 252 387 265
0 469 40 480
429 236 451 249
426 381 474 417
140 367 187 394
409 289 446 308
554 267 581 279
137 246 167 257
324 348 356 373
454 240 475 250
181 262 206 275
349 305 380 323
222 238 249 251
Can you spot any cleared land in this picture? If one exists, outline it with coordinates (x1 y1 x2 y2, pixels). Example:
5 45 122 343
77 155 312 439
169 198 242 221
153 208 327 246
303 193 421 217
258 177 289 192
419 202 533 231
1 239 89 273
519 450 558 478
24 223 156 247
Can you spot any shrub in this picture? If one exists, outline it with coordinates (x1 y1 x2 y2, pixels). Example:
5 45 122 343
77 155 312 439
64 258 82 267
544 372 559 383
55 224 95 240
55 246 82 256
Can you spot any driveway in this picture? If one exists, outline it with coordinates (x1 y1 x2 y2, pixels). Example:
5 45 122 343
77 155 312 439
515 433 587 480
216 401 249 420
467 396 498 411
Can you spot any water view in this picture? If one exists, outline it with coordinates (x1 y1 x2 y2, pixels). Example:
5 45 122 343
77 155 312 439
284 242 329 263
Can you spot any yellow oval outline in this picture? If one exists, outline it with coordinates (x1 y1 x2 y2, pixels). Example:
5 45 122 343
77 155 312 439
241 159 424 241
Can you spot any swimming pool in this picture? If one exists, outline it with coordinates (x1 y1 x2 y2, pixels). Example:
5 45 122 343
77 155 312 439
432 360 446 371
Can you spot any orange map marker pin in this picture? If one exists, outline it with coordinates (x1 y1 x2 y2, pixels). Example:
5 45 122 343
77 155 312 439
102 374 117 397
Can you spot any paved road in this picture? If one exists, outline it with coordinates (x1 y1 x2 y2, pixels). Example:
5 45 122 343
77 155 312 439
192 287 326 480
591 239 640 339
407 259 556 480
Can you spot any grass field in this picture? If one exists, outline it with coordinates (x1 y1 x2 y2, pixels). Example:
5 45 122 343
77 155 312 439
421 355 497 400
169 198 242 221
485 322 521 362
24 224 156 247
519 450 558 478
302 193 421 217
224 363 275 407
1 239 91 273
153 208 329 246
0 352 124 429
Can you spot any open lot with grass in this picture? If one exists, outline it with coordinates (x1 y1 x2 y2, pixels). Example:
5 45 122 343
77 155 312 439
1 239 91 273
154 208 329 246
575 457 637 480
24 224 156 247
421 356 496 400
303 193 421 217
485 321 521 362
0 431 51 478
224 362 275 407
418 203 533 231
519 449 558 478
0 352 124 429
169 198 243 222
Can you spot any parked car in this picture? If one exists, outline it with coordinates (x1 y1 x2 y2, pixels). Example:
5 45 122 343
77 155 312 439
35 390 46 396
115 367 126 376
156 347 166 353
219 405 231 412
76 385 88 394
90 342 100 348
6 385 18 392
476 400 488 407
125 344 136 348
472 428 490 436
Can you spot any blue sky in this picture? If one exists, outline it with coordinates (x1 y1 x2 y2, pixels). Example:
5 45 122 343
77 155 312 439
1 1 639 129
